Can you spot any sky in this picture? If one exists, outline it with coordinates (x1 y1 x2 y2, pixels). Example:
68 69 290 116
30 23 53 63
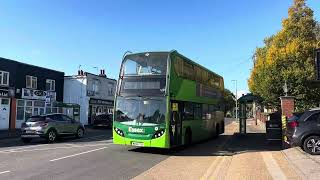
0 0 319 98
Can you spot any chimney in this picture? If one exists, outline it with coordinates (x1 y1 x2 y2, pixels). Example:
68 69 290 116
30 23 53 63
99 69 107 78
78 70 81 75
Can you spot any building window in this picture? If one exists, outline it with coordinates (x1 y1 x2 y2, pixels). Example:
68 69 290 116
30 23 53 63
93 80 99 93
0 71 9 86
17 99 25 121
46 79 55 91
26 75 37 89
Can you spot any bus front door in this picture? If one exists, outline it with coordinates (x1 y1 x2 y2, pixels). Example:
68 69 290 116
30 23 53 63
170 102 182 146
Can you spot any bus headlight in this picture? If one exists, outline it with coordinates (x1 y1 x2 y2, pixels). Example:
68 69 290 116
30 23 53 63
114 127 125 137
152 129 165 139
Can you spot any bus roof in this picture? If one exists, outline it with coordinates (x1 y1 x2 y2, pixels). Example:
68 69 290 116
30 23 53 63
123 50 223 80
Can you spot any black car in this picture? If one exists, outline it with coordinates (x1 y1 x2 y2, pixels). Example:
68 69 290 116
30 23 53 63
286 110 320 155
93 114 113 128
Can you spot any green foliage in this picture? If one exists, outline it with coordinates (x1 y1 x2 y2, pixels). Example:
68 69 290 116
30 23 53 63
249 0 320 111
316 22 320 47
223 88 235 115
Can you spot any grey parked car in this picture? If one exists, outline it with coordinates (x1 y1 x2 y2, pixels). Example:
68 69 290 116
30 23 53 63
21 113 85 143
286 110 320 155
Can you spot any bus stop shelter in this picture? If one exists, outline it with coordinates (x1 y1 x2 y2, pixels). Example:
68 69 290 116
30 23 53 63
238 93 262 134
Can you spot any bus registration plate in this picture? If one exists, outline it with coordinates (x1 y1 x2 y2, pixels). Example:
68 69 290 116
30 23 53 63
132 142 144 147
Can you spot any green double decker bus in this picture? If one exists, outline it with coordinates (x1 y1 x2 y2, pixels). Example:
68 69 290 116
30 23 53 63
113 51 225 148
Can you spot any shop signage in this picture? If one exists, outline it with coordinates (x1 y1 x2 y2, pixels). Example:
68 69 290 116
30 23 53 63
0 89 8 97
89 98 113 105
22 88 56 101
0 88 15 97
87 90 95 96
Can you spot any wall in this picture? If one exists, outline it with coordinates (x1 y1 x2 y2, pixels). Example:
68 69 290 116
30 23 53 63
86 73 116 101
64 77 89 125
0 58 64 101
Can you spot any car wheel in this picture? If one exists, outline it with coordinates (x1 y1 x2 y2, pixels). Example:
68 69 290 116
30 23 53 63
47 130 57 143
76 128 84 138
303 136 320 155
21 138 32 143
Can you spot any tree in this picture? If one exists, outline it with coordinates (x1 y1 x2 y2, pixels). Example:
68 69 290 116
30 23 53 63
223 89 235 116
316 21 320 47
249 0 320 111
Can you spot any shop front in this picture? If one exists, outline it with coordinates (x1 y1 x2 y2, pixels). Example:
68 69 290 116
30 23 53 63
16 88 60 128
88 98 114 124
0 88 15 130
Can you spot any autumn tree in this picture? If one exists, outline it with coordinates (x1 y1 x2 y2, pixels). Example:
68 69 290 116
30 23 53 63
248 0 320 110
223 89 235 116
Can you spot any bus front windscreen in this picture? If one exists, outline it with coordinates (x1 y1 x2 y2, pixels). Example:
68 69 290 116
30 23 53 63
122 53 168 76
115 97 166 126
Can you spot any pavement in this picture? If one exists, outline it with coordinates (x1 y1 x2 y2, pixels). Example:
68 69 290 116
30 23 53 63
0 119 318 180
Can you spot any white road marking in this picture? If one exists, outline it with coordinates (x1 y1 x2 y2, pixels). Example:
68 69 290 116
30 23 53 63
50 147 108 162
0 171 10 175
0 143 112 153
201 156 222 180
261 152 287 180
0 144 50 153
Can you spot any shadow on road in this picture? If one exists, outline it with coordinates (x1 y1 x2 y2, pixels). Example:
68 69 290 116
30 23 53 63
0 128 113 149
129 132 282 157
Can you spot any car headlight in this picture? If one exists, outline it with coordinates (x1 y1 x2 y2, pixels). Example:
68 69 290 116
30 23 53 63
114 127 125 137
152 129 165 139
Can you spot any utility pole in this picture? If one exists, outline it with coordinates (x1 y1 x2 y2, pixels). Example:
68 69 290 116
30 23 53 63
232 80 238 121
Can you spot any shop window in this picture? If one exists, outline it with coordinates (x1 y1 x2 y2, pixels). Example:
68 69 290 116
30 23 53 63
34 101 45 107
1 99 9 105
26 75 37 89
26 100 33 107
17 107 24 121
39 108 45 115
52 108 58 113
25 107 32 120
46 108 52 114
33 108 39 115
17 100 25 106
0 71 9 86
46 79 55 91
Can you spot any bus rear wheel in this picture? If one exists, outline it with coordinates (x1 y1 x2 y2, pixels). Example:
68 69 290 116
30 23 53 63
215 124 220 137
184 130 192 146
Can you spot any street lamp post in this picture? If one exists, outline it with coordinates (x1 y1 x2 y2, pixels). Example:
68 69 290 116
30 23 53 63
232 80 238 121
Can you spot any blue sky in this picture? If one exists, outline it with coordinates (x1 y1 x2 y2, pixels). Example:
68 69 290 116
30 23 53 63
0 0 319 97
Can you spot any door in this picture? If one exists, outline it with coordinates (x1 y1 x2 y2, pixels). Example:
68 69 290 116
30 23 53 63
0 98 10 130
170 102 182 146
62 115 78 133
